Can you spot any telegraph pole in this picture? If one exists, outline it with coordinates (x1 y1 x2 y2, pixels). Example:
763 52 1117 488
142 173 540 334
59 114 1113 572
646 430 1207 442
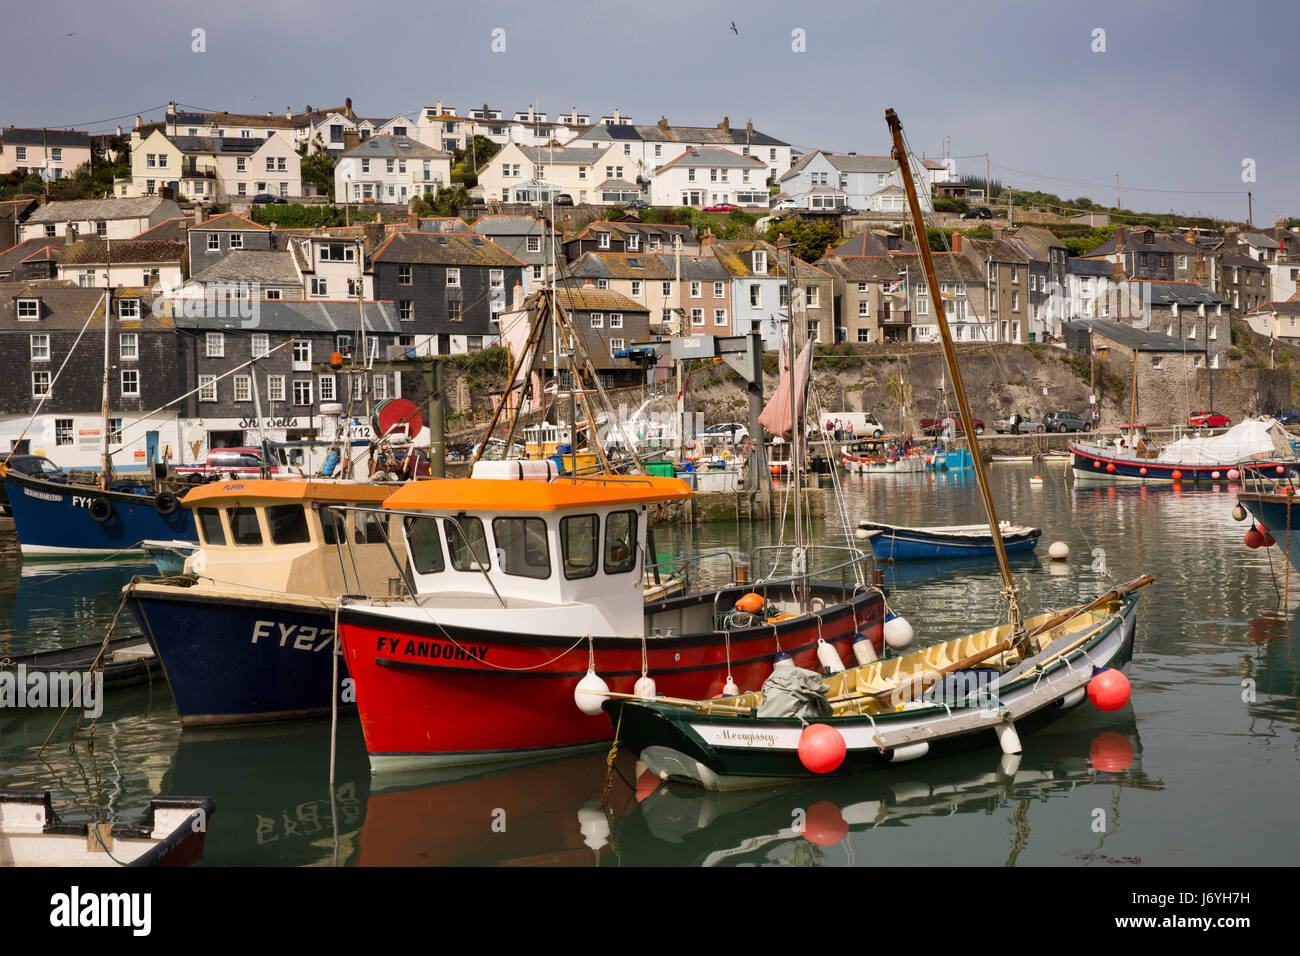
1115 174 1121 210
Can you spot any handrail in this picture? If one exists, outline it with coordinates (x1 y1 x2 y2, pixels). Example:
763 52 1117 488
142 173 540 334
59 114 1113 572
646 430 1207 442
644 548 737 596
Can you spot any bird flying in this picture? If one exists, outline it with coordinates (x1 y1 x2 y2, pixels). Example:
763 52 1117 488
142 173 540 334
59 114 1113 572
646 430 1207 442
730 21 738 35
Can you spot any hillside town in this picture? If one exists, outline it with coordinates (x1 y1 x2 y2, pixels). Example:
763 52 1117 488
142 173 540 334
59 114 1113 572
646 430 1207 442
2 96 1298 468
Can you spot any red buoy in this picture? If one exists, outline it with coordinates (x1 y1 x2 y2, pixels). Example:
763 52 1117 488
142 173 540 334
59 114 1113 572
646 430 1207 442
1172 470 1182 480
1089 732 1135 772
797 723 846 774
1106 463 1116 473
1278 465 1286 475
1087 669 1132 711
1139 467 1147 476
1245 528 1264 549
1093 460 1101 469
802 800 849 846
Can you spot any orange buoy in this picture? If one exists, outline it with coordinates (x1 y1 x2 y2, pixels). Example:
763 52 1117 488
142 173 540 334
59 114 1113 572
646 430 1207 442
1106 463 1116 473
1245 528 1264 549
797 725 847 774
1172 470 1182 480
1087 669 1132 711
734 593 765 615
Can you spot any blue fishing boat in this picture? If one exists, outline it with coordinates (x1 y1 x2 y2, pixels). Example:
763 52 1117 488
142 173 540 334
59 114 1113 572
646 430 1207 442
124 478 398 726
0 465 196 558
1236 464 1300 574
859 520 1042 561
924 447 973 470
1071 420 1293 484
142 539 199 575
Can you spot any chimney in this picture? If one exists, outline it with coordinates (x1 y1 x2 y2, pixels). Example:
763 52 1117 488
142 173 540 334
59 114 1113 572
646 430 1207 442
951 232 963 253
342 129 360 153
512 280 526 311
700 227 717 249
344 97 354 118
562 215 572 241
437 101 444 115
116 125 122 137
364 220 383 253
194 203 205 226
1185 229 1196 243
407 205 419 231
134 115 143 129
991 225 1003 241
658 116 669 133
612 109 621 123
746 120 753 136
286 106 293 120
718 116 730 135
166 101 176 117
66 223 78 245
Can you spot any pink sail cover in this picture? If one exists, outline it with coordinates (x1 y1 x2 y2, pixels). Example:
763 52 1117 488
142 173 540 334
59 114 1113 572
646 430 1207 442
759 340 814 439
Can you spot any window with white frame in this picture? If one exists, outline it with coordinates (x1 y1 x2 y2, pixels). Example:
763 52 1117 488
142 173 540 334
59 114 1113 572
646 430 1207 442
373 375 387 401
207 234 220 251
267 375 285 402
527 237 541 252
311 278 328 296
858 329 869 342
121 369 140 396
118 299 140 319
590 312 604 329
714 308 727 326
206 332 225 357
753 251 767 274
29 334 50 361
230 233 243 249
806 286 819 308
293 339 311 365
54 418 73 445
750 285 760 307
293 379 312 406
597 233 610 250
17 298 39 319
713 282 724 298
858 300 870 317
447 268 460 287
319 374 336 401
490 269 504 288
610 338 625 356
691 308 704 326
399 300 413 321
662 281 672 296
630 280 641 297
234 375 251 403
690 281 701 298
609 313 623 329
596 279 609 290
352 374 364 401
32 371 51 397
251 333 269 358
120 333 138 360
198 375 217 402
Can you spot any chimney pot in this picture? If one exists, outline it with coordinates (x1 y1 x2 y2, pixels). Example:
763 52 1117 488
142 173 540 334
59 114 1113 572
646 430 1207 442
952 232 963 253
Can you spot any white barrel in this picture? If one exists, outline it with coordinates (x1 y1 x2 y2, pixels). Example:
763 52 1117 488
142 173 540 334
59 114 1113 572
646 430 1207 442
1056 686 1086 709
633 675 657 700
995 721 1023 755
574 669 609 715
887 742 930 763
852 634 878 666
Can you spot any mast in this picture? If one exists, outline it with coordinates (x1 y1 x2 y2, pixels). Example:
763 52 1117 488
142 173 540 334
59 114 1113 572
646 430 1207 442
1129 348 1139 433
887 108 1026 641
674 234 684 463
100 234 113 490
784 239 806 603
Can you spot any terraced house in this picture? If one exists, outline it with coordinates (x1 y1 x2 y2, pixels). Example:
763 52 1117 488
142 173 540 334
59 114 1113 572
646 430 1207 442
333 135 452 204
570 116 793 184
0 128 91 180
704 239 834 348
648 147 769 208
476 143 630 205
371 231 525 354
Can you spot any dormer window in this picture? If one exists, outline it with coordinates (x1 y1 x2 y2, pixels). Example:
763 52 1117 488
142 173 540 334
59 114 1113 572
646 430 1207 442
119 299 140 319
597 232 610 250
16 297 39 320
753 251 767 274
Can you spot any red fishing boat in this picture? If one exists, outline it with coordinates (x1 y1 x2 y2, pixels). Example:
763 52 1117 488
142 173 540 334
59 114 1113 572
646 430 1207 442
337 471 884 773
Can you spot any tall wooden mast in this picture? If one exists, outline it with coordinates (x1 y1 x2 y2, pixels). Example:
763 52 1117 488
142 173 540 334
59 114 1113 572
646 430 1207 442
886 108 1026 642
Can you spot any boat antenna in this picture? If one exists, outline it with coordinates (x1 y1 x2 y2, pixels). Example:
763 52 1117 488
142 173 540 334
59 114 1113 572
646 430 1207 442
886 108 1026 643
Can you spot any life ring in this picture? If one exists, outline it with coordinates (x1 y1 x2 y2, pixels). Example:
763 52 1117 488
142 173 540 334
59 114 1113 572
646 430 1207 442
684 440 704 462
89 497 114 523
154 492 180 516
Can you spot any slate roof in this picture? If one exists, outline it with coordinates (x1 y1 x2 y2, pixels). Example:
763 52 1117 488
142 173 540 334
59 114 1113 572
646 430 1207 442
171 299 400 333
830 231 915 257
1065 319 1205 353
194 212 269 231
59 239 185 265
187 250 301 286
26 197 179 224
0 285 169 331
339 135 450 160
169 136 266 156
550 285 648 312
416 217 472 234
579 122 788 148
133 217 189 241
1249 301 1300 316
1126 280 1228 307
816 255 912 282
709 240 830 280
569 220 694 243
1 128 91 148
1069 258 1112 277
1239 233 1280 249
518 146 612 165
567 252 674 280
655 147 767 171
0 236 65 274
782 151 896 182
470 215 549 236
1083 231 1170 256
371 231 524 267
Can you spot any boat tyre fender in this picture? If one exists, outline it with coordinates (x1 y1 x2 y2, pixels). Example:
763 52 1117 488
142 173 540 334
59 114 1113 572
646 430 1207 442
154 491 180 516
89 496 114 523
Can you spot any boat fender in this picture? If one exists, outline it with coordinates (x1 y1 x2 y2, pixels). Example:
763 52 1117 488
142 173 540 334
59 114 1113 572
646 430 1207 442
734 592 765 615
883 612 914 650
816 638 845 674
1232 504 1247 522
577 802 611 851
722 675 739 696
88 497 114 524
633 675 657 700
772 650 794 669
153 492 180 516
1055 686 1087 709
995 720 1022 755
884 741 929 763
852 633 879 665
574 669 609 715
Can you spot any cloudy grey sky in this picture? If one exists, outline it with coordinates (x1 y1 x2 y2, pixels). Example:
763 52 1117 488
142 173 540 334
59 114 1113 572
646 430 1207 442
5 0 1295 223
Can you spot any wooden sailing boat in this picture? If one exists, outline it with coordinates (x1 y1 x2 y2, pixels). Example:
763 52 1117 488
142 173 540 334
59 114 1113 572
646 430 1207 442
600 108 1152 790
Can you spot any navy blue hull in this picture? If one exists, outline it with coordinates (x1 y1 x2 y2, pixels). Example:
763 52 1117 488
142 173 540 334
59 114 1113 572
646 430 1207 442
868 528 1041 561
1070 444 1281 484
127 587 351 726
3 470 196 557
1239 494 1300 575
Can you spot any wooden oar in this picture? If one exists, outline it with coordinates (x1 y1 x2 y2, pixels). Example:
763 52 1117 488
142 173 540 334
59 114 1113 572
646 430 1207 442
580 688 754 716
1024 574 1153 641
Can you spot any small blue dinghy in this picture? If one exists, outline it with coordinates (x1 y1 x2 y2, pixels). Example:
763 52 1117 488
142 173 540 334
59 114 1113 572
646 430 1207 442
859 521 1042 561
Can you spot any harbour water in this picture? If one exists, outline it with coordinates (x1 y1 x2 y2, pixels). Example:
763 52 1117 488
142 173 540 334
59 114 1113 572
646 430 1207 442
1 462 1297 866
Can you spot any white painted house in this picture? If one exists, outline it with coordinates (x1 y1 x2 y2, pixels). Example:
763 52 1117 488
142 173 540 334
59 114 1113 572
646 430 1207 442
649 147 769 208
779 151 934 212
334 135 452 203
476 143 627 205
571 117 793 185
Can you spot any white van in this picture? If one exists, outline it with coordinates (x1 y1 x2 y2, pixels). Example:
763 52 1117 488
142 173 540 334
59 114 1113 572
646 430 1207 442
817 412 884 438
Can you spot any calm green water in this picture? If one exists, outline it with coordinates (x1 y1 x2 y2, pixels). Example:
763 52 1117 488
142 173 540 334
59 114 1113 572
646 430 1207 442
1 463 1297 866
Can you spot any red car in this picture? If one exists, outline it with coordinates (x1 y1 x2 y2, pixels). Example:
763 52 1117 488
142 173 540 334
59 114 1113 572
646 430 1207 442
703 203 737 213
1188 410 1230 428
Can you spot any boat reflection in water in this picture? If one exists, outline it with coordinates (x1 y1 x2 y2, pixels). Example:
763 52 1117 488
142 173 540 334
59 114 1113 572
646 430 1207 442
605 711 1160 867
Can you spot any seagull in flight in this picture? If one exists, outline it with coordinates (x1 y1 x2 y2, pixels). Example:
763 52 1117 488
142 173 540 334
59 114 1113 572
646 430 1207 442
730 21 739 34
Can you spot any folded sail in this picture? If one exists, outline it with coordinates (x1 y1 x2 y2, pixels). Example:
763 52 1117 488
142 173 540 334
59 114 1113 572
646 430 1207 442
759 340 814 440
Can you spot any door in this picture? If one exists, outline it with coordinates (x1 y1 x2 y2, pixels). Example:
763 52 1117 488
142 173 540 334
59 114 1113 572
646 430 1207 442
146 430 159 466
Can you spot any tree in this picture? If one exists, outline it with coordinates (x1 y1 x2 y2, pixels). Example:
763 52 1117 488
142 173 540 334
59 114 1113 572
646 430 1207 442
412 185 470 219
763 219 842 262
453 135 500 174
298 138 337 197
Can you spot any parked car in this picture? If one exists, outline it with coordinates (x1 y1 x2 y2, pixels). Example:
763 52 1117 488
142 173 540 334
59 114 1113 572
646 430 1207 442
921 413 986 436
841 205 859 214
1273 409 1300 427
175 447 279 479
700 422 750 444
1042 410 1092 432
992 416 1045 434
771 198 798 210
703 203 737 213
961 206 993 220
0 454 66 512
554 194 574 207
625 199 651 209
251 193 287 204
1188 410 1231 428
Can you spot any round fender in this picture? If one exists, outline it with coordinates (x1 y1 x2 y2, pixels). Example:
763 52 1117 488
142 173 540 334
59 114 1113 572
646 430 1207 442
89 496 114 523
154 492 180 516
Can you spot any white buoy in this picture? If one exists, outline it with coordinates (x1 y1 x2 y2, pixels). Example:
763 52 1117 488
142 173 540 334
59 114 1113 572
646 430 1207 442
577 802 610 851
574 668 609 715
995 721 1023 755
816 638 845 674
854 527 870 539
1232 504 1248 522
633 675 657 700
852 633 879 665
723 675 739 697
772 650 794 669
883 613 914 650
1048 541 1069 561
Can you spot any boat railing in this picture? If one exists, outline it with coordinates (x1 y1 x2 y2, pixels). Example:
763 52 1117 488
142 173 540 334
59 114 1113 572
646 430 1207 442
323 505 508 609
644 548 737 596
1238 462 1300 496
710 544 871 625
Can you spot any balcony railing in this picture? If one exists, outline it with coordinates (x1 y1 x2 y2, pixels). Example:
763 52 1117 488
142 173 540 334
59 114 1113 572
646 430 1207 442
879 309 912 326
